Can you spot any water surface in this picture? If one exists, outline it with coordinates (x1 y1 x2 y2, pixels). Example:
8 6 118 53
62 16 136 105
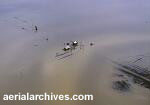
0 0 150 105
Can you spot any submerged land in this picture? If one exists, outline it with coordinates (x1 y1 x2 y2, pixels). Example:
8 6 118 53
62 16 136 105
0 0 150 105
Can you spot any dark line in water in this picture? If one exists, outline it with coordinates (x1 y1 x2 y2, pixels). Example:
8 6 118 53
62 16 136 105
57 54 73 60
55 52 70 57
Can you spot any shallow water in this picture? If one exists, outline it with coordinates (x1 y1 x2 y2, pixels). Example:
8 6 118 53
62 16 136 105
0 0 150 105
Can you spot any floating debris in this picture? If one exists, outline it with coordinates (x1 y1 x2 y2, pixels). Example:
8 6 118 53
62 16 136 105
90 42 94 46
21 27 25 30
34 25 38 32
112 80 131 92
13 16 39 33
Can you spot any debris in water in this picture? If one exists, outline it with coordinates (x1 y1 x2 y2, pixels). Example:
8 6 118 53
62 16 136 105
112 80 131 92
21 27 25 30
90 42 94 46
13 16 39 33
34 25 38 32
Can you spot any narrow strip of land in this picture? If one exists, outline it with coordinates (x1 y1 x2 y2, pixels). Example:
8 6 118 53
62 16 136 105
113 61 150 83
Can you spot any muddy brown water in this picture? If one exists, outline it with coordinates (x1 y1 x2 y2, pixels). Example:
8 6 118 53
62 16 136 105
0 0 150 105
